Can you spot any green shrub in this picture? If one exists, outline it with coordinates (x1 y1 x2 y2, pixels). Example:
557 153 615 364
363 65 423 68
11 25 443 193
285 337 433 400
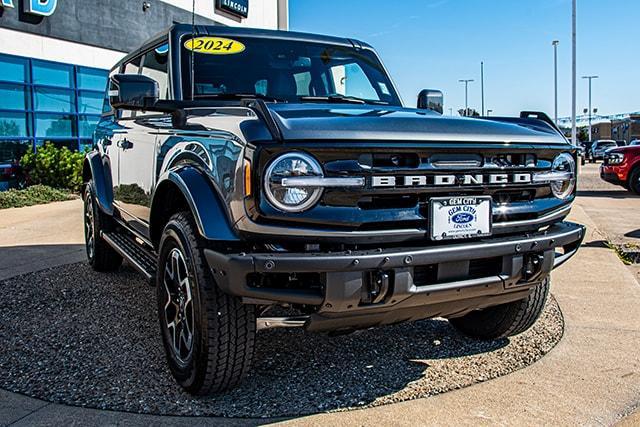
0 185 74 209
20 143 86 192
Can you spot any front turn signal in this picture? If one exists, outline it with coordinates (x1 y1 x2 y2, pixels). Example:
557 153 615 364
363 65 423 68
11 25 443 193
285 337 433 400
244 160 252 196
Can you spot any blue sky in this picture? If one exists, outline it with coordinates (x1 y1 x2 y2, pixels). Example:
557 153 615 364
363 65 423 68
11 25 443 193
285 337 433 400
289 0 640 117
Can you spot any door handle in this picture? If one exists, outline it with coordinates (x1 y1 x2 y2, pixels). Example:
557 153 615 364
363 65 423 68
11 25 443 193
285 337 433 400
118 139 134 150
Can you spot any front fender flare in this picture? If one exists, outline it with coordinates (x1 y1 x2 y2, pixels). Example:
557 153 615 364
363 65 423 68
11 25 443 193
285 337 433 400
151 167 239 243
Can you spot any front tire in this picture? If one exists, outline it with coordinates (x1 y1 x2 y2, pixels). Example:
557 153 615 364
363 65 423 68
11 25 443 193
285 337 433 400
628 167 640 195
157 212 256 394
83 181 122 271
449 277 550 339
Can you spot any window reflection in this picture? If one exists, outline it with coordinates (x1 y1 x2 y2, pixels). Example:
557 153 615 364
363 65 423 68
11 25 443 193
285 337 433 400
0 53 108 158
0 140 30 164
32 61 74 87
0 83 29 110
34 87 76 112
35 114 75 138
0 113 28 137
0 56 28 83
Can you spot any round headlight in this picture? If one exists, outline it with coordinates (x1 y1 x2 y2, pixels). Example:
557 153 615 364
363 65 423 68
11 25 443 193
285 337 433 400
550 152 576 200
264 152 323 212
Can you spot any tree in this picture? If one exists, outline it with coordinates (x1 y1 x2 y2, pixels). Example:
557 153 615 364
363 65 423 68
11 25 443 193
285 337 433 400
458 108 480 117
0 120 20 137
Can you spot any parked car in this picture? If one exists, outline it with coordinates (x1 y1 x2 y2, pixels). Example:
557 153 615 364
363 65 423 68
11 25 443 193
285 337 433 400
577 143 587 166
629 139 640 146
589 139 618 162
601 145 640 193
83 24 585 394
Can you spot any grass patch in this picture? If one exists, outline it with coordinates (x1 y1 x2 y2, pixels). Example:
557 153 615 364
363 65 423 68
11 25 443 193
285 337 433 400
606 241 638 265
0 185 75 209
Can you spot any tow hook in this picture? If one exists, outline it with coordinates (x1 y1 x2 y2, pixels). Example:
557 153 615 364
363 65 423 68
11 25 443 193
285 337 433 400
522 253 545 282
362 270 390 305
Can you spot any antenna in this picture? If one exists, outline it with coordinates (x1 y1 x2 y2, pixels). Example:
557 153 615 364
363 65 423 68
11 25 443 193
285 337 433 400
190 0 196 100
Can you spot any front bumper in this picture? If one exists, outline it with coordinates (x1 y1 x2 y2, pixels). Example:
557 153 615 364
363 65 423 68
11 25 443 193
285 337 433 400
205 221 585 331
600 164 627 185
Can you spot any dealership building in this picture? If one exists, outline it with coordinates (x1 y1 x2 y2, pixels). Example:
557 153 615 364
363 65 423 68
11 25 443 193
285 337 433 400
0 0 288 187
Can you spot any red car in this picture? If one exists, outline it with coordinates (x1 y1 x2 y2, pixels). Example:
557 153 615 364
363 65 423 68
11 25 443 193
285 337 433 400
600 145 640 194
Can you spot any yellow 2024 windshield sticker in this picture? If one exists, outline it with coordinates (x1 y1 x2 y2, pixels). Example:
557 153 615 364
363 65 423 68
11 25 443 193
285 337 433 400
184 37 245 55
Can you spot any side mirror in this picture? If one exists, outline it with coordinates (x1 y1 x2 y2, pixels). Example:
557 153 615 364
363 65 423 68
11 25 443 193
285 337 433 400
417 89 444 114
109 74 159 110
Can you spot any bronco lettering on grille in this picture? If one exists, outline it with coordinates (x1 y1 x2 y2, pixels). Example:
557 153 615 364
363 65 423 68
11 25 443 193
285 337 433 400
371 173 532 187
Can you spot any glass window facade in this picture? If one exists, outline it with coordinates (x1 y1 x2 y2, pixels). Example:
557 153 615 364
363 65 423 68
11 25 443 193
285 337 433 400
0 53 108 165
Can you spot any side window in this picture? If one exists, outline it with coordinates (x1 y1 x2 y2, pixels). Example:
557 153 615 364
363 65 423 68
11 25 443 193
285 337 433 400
121 57 142 118
102 68 119 115
141 44 169 100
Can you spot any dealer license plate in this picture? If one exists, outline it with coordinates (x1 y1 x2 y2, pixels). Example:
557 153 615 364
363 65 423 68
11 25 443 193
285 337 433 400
430 196 492 241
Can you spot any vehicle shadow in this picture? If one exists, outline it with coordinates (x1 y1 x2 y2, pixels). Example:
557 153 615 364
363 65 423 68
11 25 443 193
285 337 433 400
0 244 85 281
625 229 640 239
577 190 635 199
582 240 609 249
0 256 556 420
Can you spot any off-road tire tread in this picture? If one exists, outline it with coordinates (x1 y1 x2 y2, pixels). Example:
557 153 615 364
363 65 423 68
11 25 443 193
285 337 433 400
169 212 255 394
449 278 549 339
85 182 122 272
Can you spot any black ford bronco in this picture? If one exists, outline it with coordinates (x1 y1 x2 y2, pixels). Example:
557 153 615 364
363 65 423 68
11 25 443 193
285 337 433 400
84 24 584 394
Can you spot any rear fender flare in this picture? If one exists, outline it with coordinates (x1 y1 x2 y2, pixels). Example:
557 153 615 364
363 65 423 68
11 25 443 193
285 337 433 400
83 151 114 215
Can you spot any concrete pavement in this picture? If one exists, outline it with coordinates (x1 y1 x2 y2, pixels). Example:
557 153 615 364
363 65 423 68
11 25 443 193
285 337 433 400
1 184 639 425
577 163 640 284
0 199 85 281
577 163 639 247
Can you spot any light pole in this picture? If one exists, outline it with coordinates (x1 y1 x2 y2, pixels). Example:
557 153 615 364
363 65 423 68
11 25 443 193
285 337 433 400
571 0 577 146
459 79 474 114
448 107 453 116
552 40 559 124
480 62 485 116
582 75 599 141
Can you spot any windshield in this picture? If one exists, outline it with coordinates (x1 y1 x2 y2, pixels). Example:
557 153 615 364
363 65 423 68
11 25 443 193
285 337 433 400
180 35 401 106
600 142 616 148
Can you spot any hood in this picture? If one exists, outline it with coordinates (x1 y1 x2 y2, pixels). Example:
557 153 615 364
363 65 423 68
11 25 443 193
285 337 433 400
610 145 640 154
264 103 566 144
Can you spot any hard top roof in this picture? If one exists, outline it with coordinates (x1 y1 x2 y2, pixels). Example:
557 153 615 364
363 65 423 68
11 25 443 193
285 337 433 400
113 23 372 70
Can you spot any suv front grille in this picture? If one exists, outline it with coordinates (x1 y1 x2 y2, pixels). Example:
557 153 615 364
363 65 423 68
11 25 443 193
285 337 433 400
255 144 571 235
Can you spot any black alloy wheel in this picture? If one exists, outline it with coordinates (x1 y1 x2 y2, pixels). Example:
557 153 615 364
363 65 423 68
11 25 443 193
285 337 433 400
161 247 195 365
83 181 122 271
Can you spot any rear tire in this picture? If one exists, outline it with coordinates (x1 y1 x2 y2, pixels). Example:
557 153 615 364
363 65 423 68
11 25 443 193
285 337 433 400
449 277 550 339
628 167 640 195
83 181 122 271
157 212 256 394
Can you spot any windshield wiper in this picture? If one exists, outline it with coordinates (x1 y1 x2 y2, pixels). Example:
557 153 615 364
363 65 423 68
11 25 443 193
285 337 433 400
300 95 390 105
193 93 286 102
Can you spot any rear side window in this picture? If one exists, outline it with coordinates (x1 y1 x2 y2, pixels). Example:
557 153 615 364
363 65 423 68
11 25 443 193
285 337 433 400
141 43 169 100
124 56 141 75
